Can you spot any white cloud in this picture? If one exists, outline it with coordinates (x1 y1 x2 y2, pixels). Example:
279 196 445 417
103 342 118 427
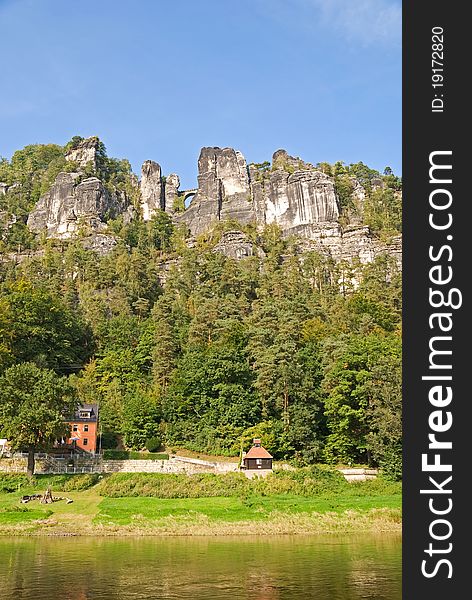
255 0 401 47
316 0 401 45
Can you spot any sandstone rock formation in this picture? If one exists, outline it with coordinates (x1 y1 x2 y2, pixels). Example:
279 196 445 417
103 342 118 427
23 140 402 270
81 232 118 256
65 137 100 169
175 147 339 238
170 146 399 269
27 172 127 239
140 160 163 221
294 224 402 267
163 174 180 215
262 168 339 232
173 147 254 233
212 230 261 260
271 148 312 171
139 162 185 219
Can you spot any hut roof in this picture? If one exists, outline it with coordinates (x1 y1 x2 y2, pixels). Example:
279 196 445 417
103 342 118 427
244 445 273 459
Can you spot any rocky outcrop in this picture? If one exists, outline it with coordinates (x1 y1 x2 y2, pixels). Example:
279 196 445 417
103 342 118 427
81 232 118 256
262 168 339 233
65 137 100 169
27 172 126 239
22 141 401 269
140 160 163 220
212 230 262 260
164 174 180 214
200 223 401 273
294 224 402 266
122 205 136 225
176 147 339 237
174 147 254 233
140 164 184 219
271 148 312 171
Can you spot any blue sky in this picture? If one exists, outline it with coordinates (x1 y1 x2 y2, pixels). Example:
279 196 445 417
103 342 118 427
0 0 401 189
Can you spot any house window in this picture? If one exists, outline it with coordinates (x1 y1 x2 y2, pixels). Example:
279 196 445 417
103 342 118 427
72 425 78 432
79 411 90 419
84 425 89 432
83 438 88 446
256 458 262 467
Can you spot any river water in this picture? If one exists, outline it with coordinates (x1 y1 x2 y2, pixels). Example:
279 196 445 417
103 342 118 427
0 534 401 600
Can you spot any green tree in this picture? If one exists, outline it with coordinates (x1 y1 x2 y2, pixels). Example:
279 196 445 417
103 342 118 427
288 341 326 463
322 334 401 465
1 280 93 374
0 297 14 371
365 353 402 479
162 341 258 454
334 173 355 212
148 212 174 251
151 302 179 393
122 387 161 449
0 363 76 475
239 420 289 460
0 143 66 215
364 188 402 235
347 161 381 189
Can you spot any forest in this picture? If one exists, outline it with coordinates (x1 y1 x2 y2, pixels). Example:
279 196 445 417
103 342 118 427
0 140 402 479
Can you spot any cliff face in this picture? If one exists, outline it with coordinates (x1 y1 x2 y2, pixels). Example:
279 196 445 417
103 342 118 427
25 138 129 239
140 162 182 219
173 147 339 237
65 136 100 169
253 168 339 233
169 146 400 268
173 147 253 233
27 173 127 239
140 160 163 221
22 137 401 269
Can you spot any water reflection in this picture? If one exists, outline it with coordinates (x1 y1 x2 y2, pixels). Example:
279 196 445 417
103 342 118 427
0 534 401 600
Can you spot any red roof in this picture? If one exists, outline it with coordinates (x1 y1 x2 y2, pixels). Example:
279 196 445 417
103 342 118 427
244 445 273 459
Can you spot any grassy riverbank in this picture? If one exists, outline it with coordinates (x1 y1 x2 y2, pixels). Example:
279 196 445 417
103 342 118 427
0 469 401 536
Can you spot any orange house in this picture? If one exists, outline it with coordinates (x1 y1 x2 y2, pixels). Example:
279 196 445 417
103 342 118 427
65 404 99 454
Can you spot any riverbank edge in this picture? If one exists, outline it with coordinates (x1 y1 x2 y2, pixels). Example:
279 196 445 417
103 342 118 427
0 507 401 537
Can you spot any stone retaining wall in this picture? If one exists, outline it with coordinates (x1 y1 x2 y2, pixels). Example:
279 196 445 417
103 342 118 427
1 458 377 480
338 468 378 482
100 457 239 474
0 456 239 475
0 458 26 473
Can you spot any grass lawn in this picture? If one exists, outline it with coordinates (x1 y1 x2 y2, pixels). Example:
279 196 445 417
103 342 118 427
0 489 401 534
95 493 401 526
0 471 401 535
0 489 101 528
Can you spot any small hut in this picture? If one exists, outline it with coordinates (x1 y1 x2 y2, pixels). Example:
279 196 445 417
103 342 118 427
242 439 273 471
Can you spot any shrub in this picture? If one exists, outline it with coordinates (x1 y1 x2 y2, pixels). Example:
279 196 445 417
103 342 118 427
62 474 101 491
99 432 119 450
0 474 30 493
96 466 350 499
145 437 162 453
96 472 249 498
379 446 403 482
102 450 169 461
0 473 103 493
103 450 129 460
